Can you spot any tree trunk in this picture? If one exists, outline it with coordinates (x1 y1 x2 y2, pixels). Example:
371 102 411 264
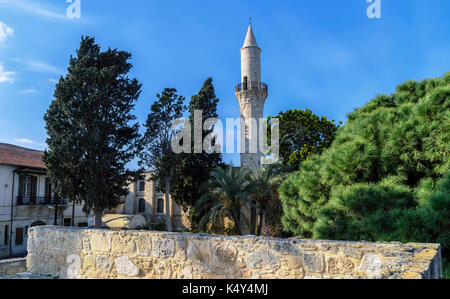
54 196 58 225
164 177 172 232
250 199 257 235
72 201 76 227
94 210 103 228
257 211 264 236
232 208 242 236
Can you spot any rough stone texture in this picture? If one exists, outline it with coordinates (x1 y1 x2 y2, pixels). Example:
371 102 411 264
152 238 175 259
114 256 139 277
0 258 27 276
0 272 53 279
302 253 324 273
247 248 280 270
327 257 355 274
96 255 113 272
24 226 443 279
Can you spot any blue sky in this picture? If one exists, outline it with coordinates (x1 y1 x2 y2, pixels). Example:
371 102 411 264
0 0 449 167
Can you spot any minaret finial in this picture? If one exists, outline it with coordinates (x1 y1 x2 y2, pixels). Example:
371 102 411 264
249 15 252 25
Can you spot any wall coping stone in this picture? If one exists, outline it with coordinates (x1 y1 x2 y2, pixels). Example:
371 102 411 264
25 226 443 279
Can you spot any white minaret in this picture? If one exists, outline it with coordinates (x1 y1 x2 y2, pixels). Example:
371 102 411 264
235 23 268 173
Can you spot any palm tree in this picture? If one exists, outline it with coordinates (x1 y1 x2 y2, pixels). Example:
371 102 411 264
250 164 286 236
195 165 254 235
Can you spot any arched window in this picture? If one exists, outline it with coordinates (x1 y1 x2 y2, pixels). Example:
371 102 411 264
138 198 146 213
139 181 145 192
157 198 164 214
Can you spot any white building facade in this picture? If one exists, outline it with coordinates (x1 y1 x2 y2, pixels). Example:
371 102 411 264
0 143 89 259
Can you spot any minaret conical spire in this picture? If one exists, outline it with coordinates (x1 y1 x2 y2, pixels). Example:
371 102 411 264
243 24 258 48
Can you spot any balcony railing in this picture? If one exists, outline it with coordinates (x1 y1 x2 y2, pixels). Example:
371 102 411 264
16 196 68 206
235 81 268 93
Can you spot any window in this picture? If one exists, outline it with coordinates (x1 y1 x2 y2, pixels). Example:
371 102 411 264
4 225 8 246
23 176 32 197
139 181 146 192
18 175 37 204
78 223 88 228
45 178 52 203
243 76 248 90
64 218 72 227
157 198 164 214
138 198 146 213
15 228 24 246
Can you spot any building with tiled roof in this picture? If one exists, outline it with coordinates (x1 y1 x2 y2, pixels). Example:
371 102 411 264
0 143 88 259
0 143 45 169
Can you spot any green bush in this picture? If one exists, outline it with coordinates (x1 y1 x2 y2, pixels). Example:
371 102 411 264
444 259 450 280
313 177 416 242
394 174 450 253
279 155 329 238
279 72 450 259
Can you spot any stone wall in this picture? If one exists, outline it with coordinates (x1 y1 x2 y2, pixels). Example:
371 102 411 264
0 258 27 276
26 226 442 279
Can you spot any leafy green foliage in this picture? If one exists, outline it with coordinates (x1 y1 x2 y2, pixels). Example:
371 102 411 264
250 164 287 236
195 165 254 235
444 259 450 280
43 36 142 227
170 78 223 229
140 88 186 181
313 177 416 242
279 72 450 258
394 174 450 254
140 88 186 232
268 109 340 171
279 155 329 238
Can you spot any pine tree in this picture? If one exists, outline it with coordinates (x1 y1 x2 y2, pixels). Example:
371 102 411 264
279 72 450 258
43 36 142 228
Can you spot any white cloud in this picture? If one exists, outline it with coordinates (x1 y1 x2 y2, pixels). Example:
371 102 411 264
0 64 14 84
14 138 35 145
21 87 37 94
0 0 68 21
12 138 47 150
0 21 14 44
11 58 63 75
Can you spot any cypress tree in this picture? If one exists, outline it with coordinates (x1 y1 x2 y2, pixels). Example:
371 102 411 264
44 36 142 228
170 78 223 230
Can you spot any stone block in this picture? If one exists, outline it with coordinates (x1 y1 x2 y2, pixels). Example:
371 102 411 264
90 232 111 252
152 238 175 259
327 257 355 274
247 248 280 270
96 255 113 272
136 235 152 256
114 256 139 277
302 252 324 273
212 244 238 265
112 236 136 254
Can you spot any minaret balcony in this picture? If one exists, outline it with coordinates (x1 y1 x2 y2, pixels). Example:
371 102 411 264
235 81 268 93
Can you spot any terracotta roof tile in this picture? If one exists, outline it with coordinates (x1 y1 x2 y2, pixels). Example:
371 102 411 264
0 143 46 169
